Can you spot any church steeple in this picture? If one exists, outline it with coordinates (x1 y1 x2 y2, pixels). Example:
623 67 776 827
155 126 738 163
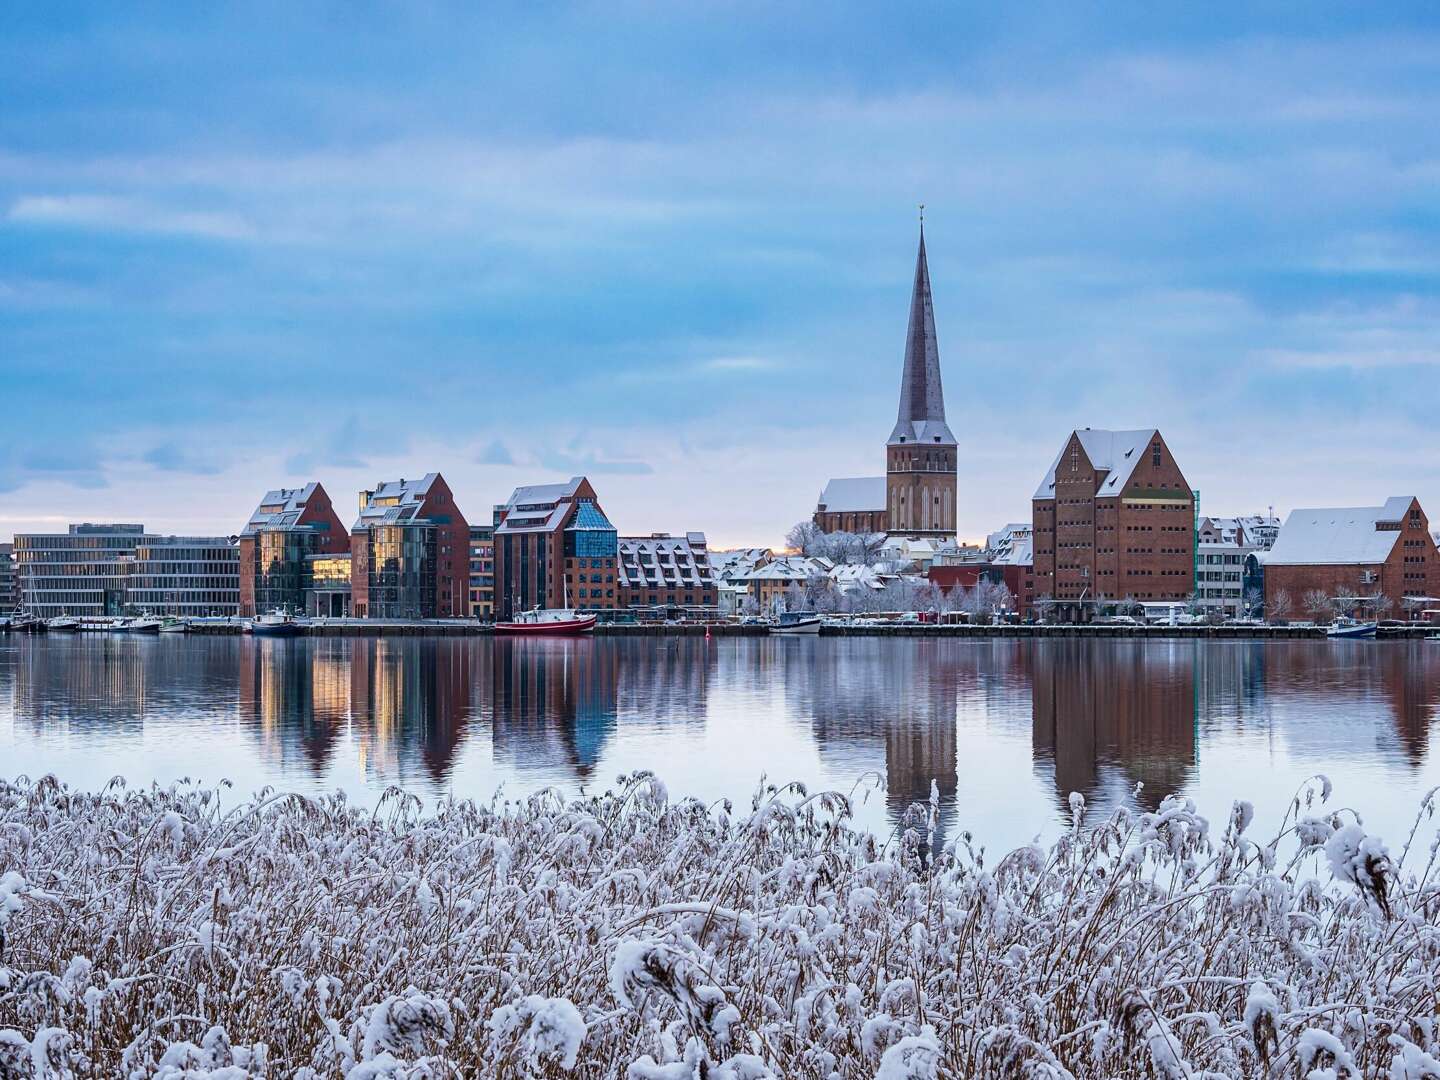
884 213 959 540
888 216 956 447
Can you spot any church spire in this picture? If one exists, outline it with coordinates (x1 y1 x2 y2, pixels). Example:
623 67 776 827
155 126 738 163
888 215 955 446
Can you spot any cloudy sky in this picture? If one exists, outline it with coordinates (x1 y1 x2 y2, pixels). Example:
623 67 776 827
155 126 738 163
2 3 1439 547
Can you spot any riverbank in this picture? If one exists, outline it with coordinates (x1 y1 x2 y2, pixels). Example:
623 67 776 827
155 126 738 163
2 774 1436 1077
148 619 1440 639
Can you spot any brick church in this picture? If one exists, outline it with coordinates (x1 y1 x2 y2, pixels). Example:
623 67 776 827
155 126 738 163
813 222 958 540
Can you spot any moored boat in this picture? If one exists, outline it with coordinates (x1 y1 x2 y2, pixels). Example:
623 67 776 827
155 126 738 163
158 617 188 634
250 610 303 637
46 616 81 632
126 617 163 635
11 612 45 633
495 608 597 635
1327 618 1377 640
771 611 822 635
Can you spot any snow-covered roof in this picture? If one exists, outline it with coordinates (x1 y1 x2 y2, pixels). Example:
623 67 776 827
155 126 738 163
817 476 886 513
242 483 322 535
1032 429 1159 501
1266 497 1415 566
617 533 713 590
353 474 442 530
494 478 591 536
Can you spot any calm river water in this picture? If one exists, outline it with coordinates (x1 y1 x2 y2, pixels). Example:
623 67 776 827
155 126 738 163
3 634 1438 852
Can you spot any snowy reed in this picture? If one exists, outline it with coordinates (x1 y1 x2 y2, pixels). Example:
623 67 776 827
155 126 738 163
2 771 1439 1078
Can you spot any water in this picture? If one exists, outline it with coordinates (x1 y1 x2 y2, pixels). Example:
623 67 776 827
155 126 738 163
3 634 1438 853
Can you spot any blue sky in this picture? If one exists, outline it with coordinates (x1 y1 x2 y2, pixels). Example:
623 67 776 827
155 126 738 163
2 3 1439 546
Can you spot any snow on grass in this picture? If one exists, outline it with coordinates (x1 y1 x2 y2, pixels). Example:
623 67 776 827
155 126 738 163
1 772 1439 1076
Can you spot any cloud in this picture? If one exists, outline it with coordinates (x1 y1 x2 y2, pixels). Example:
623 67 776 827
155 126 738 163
17 443 108 490
143 442 224 475
477 439 516 466
7 194 251 240
698 355 775 373
285 417 382 475
538 449 653 476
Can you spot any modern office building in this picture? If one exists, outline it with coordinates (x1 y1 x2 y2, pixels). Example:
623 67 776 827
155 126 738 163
238 483 348 617
305 552 353 617
469 524 495 620
126 536 240 616
0 542 15 614
350 473 469 619
13 523 239 617
492 477 618 618
814 222 958 541
616 533 718 614
1031 429 1196 621
1265 496 1437 621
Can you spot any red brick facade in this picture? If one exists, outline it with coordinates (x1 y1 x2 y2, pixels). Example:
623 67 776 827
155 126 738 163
813 508 888 534
1265 497 1437 620
1032 430 1195 620
237 482 348 617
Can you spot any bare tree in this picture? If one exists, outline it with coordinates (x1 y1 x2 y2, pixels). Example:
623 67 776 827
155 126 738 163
1332 588 1360 618
1372 593 1394 621
1033 594 1056 623
1242 586 1263 618
1269 588 1293 623
1303 589 1332 624
785 521 823 555
739 595 760 617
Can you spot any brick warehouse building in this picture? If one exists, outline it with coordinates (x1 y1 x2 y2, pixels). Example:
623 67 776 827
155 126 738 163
1264 496 1437 621
238 483 348 617
492 477 619 618
814 221 958 540
617 533 718 613
350 473 469 619
1032 428 1195 621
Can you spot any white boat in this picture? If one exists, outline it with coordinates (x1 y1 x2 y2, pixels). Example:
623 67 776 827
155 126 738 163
772 611 822 635
1327 618 1377 639
158 617 188 634
126 617 163 635
46 616 81 632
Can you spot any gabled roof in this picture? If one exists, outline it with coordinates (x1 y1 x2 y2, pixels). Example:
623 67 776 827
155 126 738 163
888 227 957 447
1267 497 1415 566
353 473 441 530
494 477 592 536
617 533 714 589
242 482 322 535
1032 428 1159 501
818 476 886 514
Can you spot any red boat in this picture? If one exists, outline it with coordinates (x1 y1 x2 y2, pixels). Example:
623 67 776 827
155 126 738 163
494 608 597 635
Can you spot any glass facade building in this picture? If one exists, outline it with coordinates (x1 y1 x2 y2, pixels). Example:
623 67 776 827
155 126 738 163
365 524 438 619
13 524 239 617
0 542 15 614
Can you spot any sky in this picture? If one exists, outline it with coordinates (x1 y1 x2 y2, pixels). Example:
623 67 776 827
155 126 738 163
2 3 1439 548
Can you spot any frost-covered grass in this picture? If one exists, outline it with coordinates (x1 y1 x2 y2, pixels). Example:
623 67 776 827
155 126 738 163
2 773 1440 1078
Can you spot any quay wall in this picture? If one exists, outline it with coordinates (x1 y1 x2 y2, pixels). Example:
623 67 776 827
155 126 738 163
172 621 1440 640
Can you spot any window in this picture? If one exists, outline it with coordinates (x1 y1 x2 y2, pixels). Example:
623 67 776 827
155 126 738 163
1151 442 1162 467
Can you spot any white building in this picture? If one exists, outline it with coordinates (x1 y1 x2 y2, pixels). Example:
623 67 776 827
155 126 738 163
1195 514 1279 617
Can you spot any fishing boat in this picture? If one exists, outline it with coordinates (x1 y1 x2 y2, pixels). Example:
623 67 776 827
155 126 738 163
11 612 45 633
250 610 303 637
158 617 188 634
46 615 81 632
494 607 597 635
1327 617 1377 640
771 611 822 635
126 616 163 635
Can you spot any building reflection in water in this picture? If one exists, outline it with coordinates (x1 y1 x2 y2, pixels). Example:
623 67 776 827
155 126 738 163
1031 640 1198 818
3 636 1438 847
487 638 620 782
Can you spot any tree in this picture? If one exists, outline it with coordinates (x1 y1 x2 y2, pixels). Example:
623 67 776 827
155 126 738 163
1033 594 1056 624
1332 588 1360 618
1242 586 1264 618
1372 593 1395 621
785 521 823 555
1269 588 1293 623
1303 589 1332 624
739 595 760 617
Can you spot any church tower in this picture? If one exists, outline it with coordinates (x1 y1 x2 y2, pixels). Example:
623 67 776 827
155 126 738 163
886 219 958 539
